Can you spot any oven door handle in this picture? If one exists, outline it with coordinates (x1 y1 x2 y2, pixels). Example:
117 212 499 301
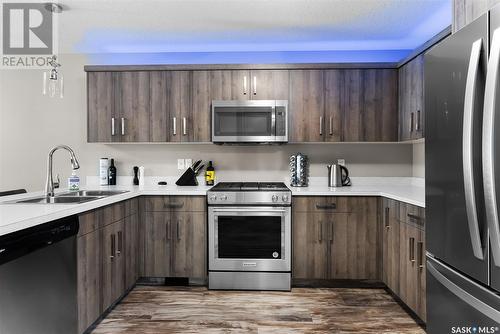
211 208 287 213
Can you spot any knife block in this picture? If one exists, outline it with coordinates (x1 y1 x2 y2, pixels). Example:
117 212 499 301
175 168 199 186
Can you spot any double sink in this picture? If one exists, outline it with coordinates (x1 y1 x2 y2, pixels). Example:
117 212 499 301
13 190 129 204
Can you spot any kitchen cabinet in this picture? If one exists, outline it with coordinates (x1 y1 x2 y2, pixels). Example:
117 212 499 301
453 0 500 33
292 197 378 280
399 55 424 141
289 70 326 142
88 71 150 142
141 196 207 279
249 70 289 100
324 70 343 142
381 199 426 321
343 69 398 142
77 199 139 334
87 72 114 142
382 198 401 295
292 212 330 279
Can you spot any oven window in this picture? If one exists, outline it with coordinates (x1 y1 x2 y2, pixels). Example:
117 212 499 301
213 107 273 137
217 216 282 259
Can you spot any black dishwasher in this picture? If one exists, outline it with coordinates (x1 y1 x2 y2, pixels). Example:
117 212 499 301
0 216 79 334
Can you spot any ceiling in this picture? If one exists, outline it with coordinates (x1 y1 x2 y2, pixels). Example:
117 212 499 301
54 0 451 63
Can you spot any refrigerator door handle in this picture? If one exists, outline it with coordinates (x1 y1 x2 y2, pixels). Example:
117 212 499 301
428 260 500 322
463 38 485 260
483 28 500 267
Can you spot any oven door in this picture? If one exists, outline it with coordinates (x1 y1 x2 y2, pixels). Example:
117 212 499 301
212 100 287 143
208 206 291 272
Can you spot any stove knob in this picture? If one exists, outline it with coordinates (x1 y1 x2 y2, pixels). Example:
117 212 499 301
209 195 217 201
272 194 279 202
220 195 228 201
282 194 289 202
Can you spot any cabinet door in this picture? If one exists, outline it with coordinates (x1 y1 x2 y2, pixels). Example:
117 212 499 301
343 69 398 141
114 72 150 142
87 72 115 142
398 220 419 313
324 70 343 142
101 220 125 311
150 71 169 142
289 70 325 142
411 55 425 139
329 211 378 279
417 228 426 321
382 199 401 294
125 212 139 289
167 71 192 142
292 212 329 279
77 231 101 334
190 71 215 142
171 212 206 278
143 212 172 277
249 70 289 100
399 63 412 141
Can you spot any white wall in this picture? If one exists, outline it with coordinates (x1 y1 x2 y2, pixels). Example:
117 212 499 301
0 54 414 192
412 142 425 178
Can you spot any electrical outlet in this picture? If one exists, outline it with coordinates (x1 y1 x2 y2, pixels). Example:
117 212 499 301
337 159 346 166
185 159 193 168
177 159 185 170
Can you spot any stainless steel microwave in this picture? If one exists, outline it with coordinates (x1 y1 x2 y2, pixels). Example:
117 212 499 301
211 100 288 144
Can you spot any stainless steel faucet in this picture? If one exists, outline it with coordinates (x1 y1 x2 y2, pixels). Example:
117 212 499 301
45 145 80 197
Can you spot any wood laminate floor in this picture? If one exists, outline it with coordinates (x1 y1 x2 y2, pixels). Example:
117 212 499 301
91 286 425 334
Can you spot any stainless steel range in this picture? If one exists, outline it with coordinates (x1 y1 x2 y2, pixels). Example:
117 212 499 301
207 182 291 291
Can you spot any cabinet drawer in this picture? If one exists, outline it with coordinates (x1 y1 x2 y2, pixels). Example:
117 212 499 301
142 196 206 212
78 210 100 236
125 198 139 217
401 203 425 229
292 196 350 213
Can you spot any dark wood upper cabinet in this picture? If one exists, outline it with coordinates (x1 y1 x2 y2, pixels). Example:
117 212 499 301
166 71 192 142
150 71 169 142
399 55 424 141
87 72 115 142
114 72 151 142
289 70 325 142
249 70 290 100
343 69 398 142
324 70 343 142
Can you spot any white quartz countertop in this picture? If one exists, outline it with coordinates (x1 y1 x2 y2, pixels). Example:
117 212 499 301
0 177 424 237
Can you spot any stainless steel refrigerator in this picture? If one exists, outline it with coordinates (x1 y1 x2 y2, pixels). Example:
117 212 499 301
426 6 500 333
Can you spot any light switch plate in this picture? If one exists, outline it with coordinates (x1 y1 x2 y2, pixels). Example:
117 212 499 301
337 159 346 166
177 159 185 170
185 159 193 168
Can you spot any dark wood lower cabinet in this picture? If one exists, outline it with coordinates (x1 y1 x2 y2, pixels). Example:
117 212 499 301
77 199 140 334
292 197 378 280
382 198 426 322
141 196 207 279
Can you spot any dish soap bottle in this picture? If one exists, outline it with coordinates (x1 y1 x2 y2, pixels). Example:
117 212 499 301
108 159 117 185
68 170 80 191
205 161 215 186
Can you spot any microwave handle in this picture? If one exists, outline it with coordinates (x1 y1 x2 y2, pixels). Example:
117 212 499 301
272 107 276 135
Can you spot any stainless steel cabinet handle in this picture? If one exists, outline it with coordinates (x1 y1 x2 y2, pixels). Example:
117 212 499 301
121 117 125 135
117 230 122 256
172 117 177 135
483 28 500 267
166 221 170 240
316 203 336 210
163 202 184 209
330 222 334 242
417 241 424 269
182 117 187 136
464 38 485 260
407 213 423 222
410 112 414 133
111 117 116 136
319 117 323 135
318 221 323 242
415 110 421 131
253 76 257 95
409 237 415 263
176 221 181 240
329 117 333 135
243 76 248 95
110 234 115 260
385 207 390 229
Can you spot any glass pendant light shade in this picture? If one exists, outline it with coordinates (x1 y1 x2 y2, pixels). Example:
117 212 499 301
43 55 63 98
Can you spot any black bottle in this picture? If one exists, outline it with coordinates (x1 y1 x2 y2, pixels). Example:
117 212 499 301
108 159 117 185
133 166 139 185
